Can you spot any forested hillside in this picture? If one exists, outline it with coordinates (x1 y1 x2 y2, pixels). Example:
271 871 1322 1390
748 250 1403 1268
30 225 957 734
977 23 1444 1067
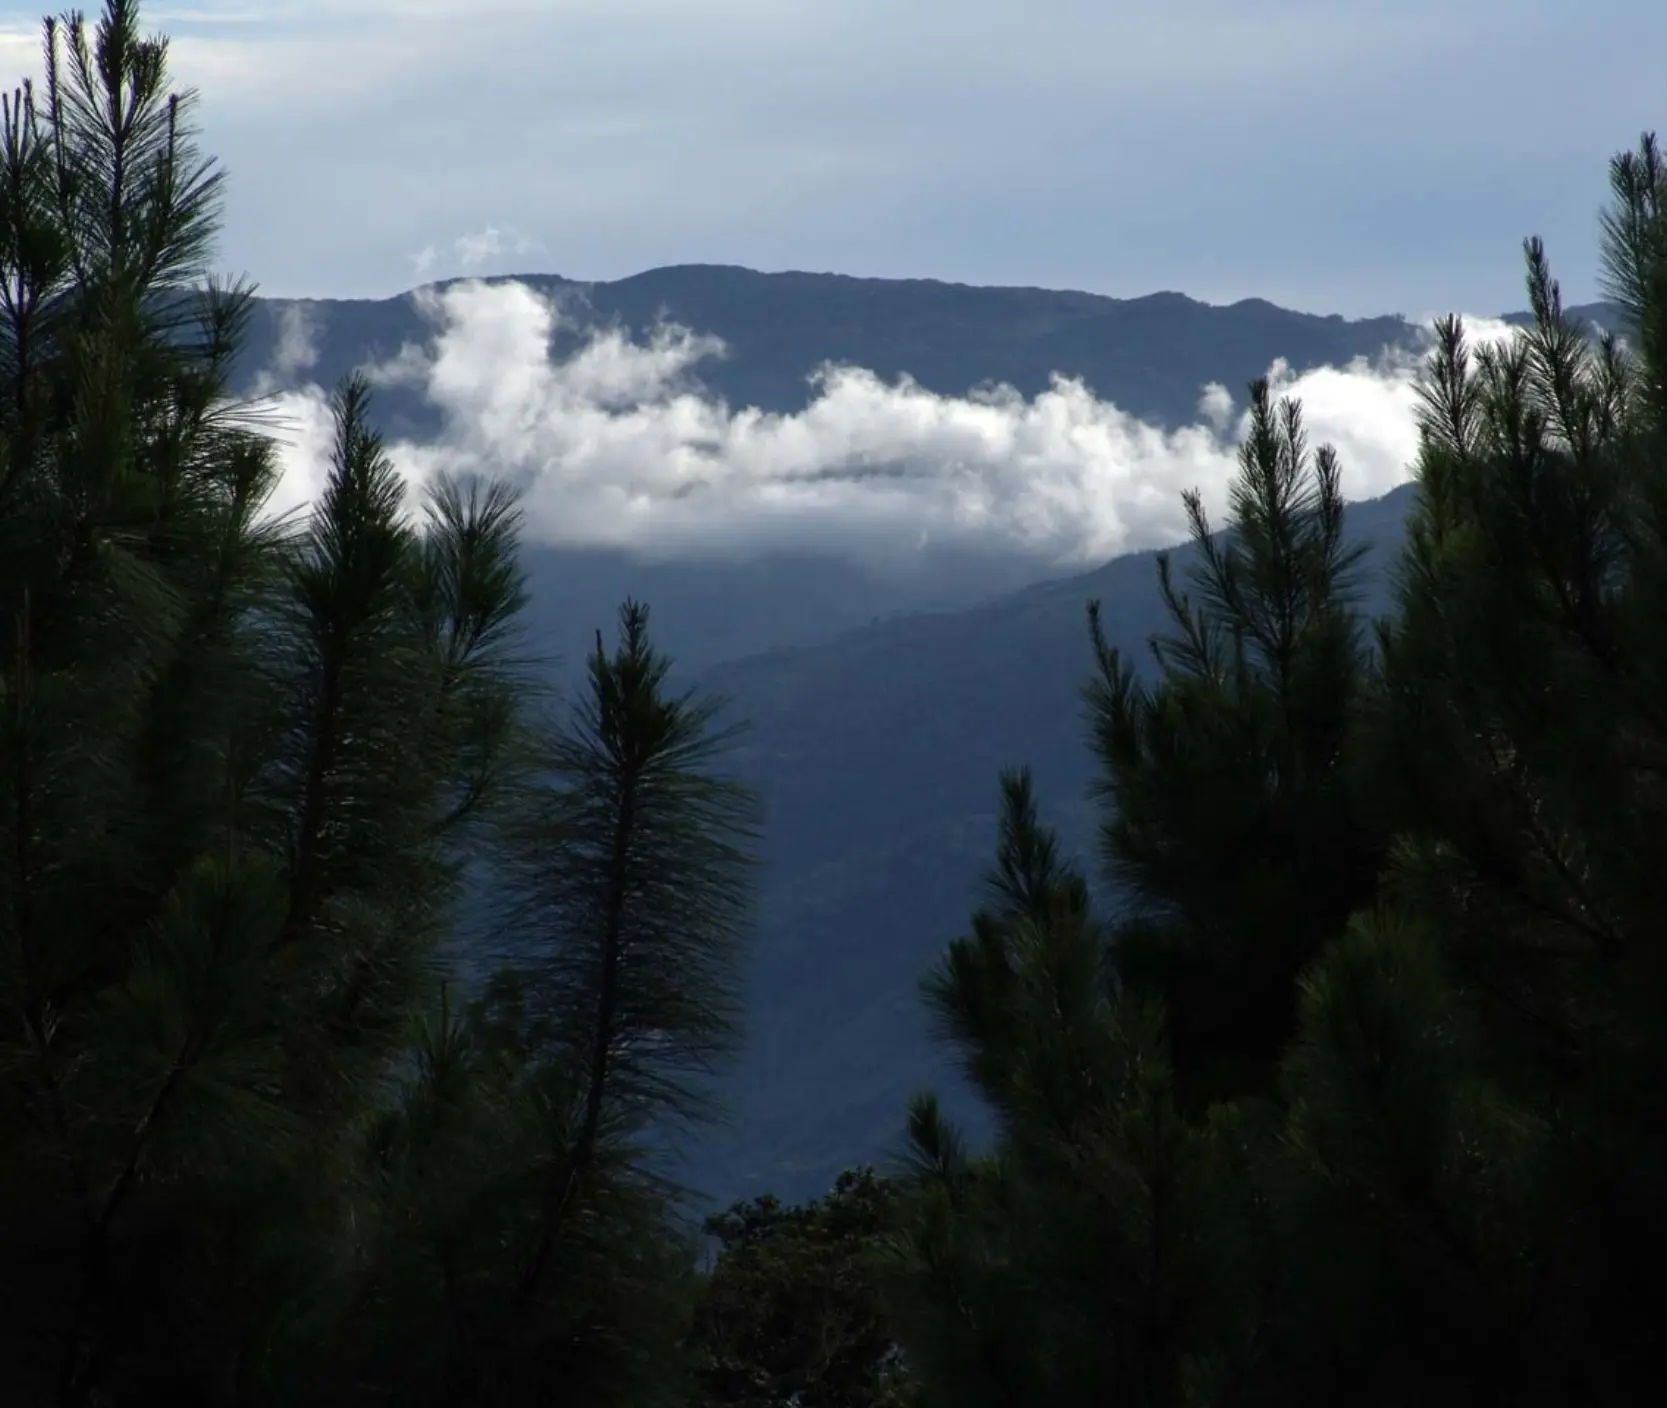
2 4 1664 1405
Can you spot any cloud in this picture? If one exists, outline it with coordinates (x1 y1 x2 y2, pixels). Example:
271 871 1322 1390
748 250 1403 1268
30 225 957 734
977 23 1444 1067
254 278 1530 570
1197 382 1236 434
410 227 546 283
454 227 514 272
262 302 321 385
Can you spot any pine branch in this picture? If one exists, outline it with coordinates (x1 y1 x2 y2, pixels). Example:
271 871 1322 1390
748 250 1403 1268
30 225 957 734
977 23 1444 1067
492 599 758 1306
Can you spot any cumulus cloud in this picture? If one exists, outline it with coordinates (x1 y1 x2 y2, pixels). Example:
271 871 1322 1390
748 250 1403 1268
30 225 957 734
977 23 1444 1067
256 278 1525 569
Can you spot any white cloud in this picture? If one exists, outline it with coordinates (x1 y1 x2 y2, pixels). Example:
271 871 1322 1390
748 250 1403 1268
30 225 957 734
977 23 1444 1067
265 302 321 382
258 381 340 528
408 227 546 283
255 278 1525 569
1197 382 1235 434
455 227 507 272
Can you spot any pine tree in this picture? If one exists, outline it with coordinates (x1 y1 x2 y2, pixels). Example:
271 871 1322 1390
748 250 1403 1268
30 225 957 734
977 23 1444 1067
311 600 762 1406
886 312 1523 1408
884 772 1247 1408
497 595 759 1269
1084 382 1385 1110
1267 131 1667 1406
0 8 535 1399
0 3 288 1395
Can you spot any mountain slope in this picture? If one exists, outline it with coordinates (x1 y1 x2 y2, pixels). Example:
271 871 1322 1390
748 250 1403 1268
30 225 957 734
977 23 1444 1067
679 482 1418 1203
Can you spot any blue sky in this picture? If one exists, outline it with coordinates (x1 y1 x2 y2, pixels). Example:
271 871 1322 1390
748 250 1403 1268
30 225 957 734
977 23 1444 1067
1 0 1660 318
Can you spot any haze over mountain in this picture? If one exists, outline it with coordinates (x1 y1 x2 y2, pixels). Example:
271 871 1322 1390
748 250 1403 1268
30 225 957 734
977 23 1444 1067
238 266 1621 1201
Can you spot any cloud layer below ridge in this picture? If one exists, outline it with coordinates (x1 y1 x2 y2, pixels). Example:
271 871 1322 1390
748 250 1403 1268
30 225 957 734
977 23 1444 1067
258 278 1521 569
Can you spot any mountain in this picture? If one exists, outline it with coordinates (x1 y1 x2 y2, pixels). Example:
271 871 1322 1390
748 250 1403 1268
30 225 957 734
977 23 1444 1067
237 262 1622 436
238 265 1424 436
674 482 1417 1203
231 265 1625 1205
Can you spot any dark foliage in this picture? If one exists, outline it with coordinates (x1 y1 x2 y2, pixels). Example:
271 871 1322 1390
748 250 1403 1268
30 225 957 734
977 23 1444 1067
0 6 759 1404
687 1167 916 1408
888 129 1667 1408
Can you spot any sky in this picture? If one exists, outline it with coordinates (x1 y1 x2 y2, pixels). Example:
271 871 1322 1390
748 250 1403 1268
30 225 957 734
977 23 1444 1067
0 0 1655 568
1 0 1661 319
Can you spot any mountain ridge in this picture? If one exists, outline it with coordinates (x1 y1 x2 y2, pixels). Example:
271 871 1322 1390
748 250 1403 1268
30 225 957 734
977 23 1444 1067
237 263 1431 434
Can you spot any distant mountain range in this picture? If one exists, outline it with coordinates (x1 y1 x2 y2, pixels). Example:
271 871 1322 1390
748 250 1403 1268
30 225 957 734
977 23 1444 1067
232 266 1619 669
235 262 1618 435
231 265 1625 1205
238 265 1424 434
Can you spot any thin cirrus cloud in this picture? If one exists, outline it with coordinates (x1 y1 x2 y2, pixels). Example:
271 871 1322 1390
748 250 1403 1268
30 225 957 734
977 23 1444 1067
255 277 1522 569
